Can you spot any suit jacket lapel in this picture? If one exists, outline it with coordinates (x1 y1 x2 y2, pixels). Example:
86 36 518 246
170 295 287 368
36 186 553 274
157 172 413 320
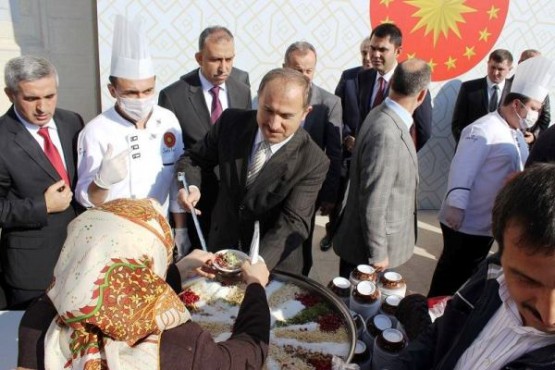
7 108 61 182
54 110 76 185
185 71 211 131
226 76 245 108
383 105 418 170
359 69 378 119
244 129 304 194
236 119 258 190
480 77 489 111
304 85 323 131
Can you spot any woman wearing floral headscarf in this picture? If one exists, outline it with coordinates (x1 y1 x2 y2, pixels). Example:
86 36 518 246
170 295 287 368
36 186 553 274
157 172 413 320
18 198 270 369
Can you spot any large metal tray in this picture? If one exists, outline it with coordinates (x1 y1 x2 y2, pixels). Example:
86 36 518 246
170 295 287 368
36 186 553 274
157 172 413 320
271 269 357 363
182 270 357 364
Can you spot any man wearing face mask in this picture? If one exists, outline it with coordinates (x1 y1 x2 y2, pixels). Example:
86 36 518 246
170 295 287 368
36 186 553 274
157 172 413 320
75 16 190 259
427 56 554 298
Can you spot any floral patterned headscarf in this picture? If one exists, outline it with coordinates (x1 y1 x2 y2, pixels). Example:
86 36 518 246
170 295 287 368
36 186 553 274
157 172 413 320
45 198 190 369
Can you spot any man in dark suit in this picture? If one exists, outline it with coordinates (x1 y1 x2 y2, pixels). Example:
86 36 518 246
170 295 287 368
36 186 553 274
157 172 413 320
282 41 342 274
319 36 374 252
159 26 252 246
333 59 431 277
527 124 555 167
176 68 329 274
159 26 252 151
357 23 432 152
451 49 513 142
0 56 83 308
335 36 372 142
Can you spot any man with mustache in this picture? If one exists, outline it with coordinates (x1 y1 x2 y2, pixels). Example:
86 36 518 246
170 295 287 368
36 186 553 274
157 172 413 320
399 163 555 369
159 26 252 248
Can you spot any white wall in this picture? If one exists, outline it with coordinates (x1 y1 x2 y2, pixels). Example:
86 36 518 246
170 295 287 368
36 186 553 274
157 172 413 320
103 0 555 208
0 0 99 122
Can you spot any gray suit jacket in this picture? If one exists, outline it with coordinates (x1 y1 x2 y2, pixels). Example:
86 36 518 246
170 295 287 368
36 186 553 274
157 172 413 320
231 67 250 87
176 109 329 274
333 103 418 267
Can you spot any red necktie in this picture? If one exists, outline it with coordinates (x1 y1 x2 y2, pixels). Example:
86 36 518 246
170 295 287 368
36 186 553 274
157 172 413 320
372 77 386 109
210 85 223 124
37 127 70 186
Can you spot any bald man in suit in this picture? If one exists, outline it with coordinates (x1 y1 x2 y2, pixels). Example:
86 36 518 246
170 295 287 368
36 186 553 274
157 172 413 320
333 59 431 277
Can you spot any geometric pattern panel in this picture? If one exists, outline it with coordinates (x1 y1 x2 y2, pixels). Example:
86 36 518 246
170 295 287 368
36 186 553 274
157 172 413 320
97 0 555 210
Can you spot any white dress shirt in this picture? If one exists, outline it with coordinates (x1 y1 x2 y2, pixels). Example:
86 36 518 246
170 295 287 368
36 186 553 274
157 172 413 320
199 70 229 113
455 274 555 369
249 128 294 165
15 109 67 169
486 77 506 107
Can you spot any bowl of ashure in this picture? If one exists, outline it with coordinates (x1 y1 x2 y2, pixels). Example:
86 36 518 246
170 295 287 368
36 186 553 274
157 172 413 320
213 249 249 275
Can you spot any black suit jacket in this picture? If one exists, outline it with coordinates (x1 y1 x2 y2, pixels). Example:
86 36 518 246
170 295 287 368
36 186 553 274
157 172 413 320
176 109 329 274
451 76 512 142
335 66 363 138
358 68 433 151
303 84 342 204
158 68 252 149
159 69 252 235
532 95 551 135
526 122 555 167
0 107 83 291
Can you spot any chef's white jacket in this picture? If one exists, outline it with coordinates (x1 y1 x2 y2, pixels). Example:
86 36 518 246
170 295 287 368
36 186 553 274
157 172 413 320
439 111 528 236
76 105 185 215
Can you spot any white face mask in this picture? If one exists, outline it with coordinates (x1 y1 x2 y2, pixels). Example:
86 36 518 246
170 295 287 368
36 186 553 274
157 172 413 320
515 102 539 130
117 94 156 122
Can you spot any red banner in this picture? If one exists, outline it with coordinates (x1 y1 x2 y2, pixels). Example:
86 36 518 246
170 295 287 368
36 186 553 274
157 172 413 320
370 0 509 81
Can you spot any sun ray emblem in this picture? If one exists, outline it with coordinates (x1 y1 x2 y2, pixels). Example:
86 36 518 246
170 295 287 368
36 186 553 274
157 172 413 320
406 0 477 46
370 0 509 81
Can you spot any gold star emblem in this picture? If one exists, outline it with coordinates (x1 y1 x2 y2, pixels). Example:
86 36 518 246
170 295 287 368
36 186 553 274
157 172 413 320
407 52 416 59
444 56 457 70
463 46 476 59
487 5 499 20
428 58 437 72
479 27 491 42
381 16 394 24
406 0 477 46
380 0 394 7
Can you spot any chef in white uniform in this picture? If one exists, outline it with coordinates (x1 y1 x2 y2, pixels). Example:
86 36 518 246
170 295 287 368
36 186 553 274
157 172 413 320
428 56 555 297
75 15 191 258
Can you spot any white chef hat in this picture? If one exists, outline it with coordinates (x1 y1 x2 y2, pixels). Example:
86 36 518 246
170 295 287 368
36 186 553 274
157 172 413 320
511 55 555 102
110 15 154 80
